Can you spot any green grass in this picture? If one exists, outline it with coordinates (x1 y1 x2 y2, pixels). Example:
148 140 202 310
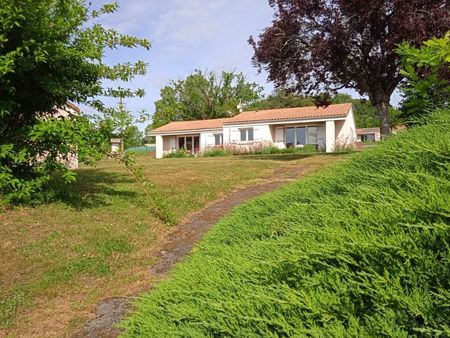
0 153 341 336
121 109 450 337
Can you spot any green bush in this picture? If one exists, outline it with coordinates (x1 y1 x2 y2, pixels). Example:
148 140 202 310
122 109 450 336
201 143 319 157
280 144 318 154
163 149 193 158
201 147 232 157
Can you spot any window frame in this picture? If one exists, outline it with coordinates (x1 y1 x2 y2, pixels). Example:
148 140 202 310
239 128 254 142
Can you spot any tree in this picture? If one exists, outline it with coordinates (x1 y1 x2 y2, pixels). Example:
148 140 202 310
249 0 450 136
143 124 156 144
247 90 315 110
123 126 143 149
332 93 401 128
397 33 450 121
0 1 150 203
151 70 263 128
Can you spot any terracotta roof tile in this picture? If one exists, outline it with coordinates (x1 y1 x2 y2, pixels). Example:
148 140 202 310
151 103 352 133
151 118 231 133
225 103 352 124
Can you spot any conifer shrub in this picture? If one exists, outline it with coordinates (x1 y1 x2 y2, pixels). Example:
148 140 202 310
122 109 450 337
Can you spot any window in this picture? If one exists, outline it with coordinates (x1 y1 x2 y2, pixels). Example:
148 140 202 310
239 128 254 142
178 136 201 153
285 126 319 148
361 134 375 142
194 136 200 152
286 127 295 148
186 137 193 152
214 133 223 146
307 127 318 145
296 127 306 146
178 137 185 149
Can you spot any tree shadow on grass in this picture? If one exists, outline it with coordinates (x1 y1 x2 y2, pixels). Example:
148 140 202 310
48 168 139 210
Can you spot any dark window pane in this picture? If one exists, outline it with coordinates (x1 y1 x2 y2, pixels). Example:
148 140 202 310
296 127 306 145
215 134 223 145
194 136 200 153
248 128 254 141
240 129 246 141
286 128 295 148
178 137 185 149
186 137 193 152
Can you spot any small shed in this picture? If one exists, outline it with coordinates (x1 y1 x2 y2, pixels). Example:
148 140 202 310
356 128 381 142
110 138 123 153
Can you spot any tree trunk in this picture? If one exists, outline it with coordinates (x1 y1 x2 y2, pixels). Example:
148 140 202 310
374 97 391 138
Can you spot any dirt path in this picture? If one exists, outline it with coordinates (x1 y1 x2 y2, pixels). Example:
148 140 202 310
74 159 336 337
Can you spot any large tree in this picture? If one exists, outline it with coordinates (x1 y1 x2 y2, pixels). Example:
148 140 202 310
397 33 450 121
151 70 263 129
0 1 150 203
250 0 450 136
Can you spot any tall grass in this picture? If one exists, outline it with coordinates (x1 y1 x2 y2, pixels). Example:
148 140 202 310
122 109 450 337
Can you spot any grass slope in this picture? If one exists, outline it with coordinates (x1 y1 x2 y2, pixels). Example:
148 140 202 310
122 110 450 337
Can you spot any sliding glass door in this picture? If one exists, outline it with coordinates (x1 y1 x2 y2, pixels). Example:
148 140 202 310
285 126 318 148
178 135 200 154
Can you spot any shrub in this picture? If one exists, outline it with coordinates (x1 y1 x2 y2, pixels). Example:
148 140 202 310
222 142 319 156
122 109 450 337
201 146 231 157
163 149 193 158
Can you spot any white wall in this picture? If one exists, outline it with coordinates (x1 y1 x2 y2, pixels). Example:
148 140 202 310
325 121 336 152
224 124 273 143
155 135 163 159
335 108 357 148
200 131 219 148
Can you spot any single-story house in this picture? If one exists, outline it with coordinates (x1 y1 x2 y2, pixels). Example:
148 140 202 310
356 127 381 142
149 103 357 159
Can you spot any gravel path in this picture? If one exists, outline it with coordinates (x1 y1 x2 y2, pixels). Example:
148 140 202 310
74 163 318 337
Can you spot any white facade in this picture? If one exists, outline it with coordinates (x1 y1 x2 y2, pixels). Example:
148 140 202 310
151 105 357 159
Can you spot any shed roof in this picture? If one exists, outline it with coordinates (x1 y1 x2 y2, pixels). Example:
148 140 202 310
356 127 381 134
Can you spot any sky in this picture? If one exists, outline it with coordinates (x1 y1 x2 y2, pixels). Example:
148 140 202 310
90 0 400 131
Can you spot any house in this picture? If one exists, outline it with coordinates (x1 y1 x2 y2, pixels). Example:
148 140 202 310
356 127 381 142
149 103 356 159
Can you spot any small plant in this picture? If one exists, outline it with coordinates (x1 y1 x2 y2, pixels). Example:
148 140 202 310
201 147 231 157
163 149 193 158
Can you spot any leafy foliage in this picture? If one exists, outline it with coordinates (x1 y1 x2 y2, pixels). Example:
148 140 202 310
247 90 315 110
123 126 143 149
151 70 263 129
397 33 450 121
0 0 150 204
163 149 193 158
332 94 401 128
250 0 450 134
122 109 450 336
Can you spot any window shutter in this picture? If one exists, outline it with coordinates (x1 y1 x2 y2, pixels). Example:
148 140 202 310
275 127 284 143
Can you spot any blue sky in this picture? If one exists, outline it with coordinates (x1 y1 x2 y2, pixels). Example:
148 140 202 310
91 0 400 130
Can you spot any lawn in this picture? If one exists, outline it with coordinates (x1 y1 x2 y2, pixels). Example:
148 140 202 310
0 153 344 337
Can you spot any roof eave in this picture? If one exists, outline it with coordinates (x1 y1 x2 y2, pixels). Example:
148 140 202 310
224 115 348 126
149 127 223 136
